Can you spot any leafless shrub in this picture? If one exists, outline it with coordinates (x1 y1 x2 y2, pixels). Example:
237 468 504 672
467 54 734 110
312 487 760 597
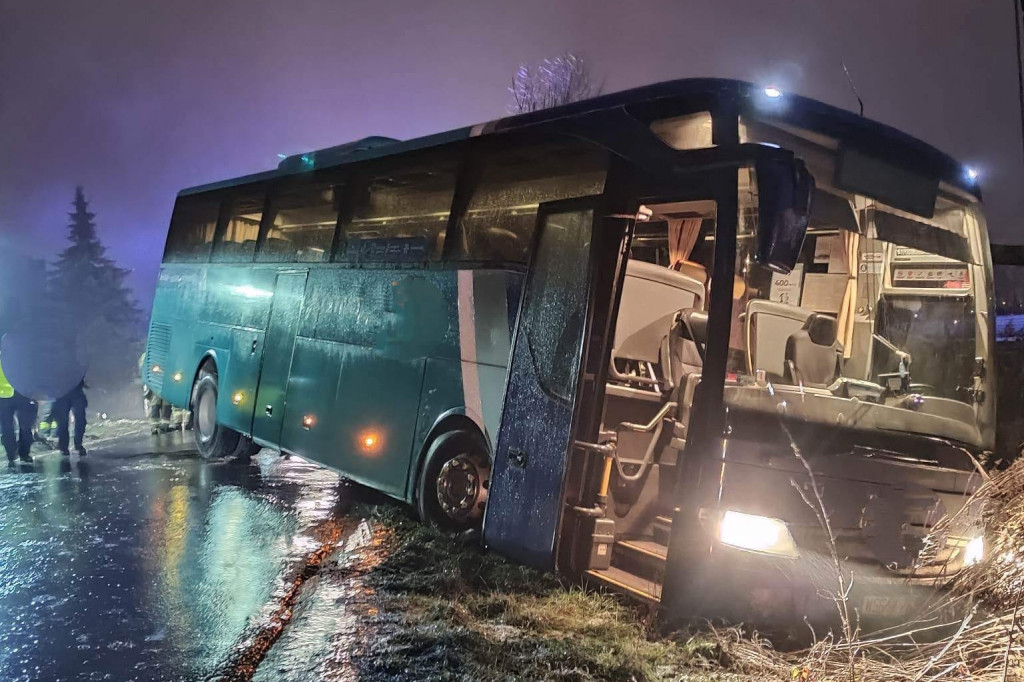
508 53 599 114
783 423 860 681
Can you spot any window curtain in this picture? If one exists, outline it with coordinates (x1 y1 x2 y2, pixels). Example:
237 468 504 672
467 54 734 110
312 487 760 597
667 218 702 268
836 230 860 357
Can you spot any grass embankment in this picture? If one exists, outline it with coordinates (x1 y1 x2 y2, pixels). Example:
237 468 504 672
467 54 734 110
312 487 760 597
350 452 1024 682
351 505 745 682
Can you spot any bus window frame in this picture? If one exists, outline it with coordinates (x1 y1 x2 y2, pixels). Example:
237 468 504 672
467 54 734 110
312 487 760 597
254 170 347 265
163 190 229 264
440 134 612 270
210 184 272 264
332 146 464 268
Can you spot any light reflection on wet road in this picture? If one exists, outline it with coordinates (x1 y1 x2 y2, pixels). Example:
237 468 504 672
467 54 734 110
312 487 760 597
0 429 359 682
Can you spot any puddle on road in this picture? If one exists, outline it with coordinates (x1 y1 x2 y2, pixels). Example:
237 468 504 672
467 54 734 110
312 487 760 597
0 443 359 682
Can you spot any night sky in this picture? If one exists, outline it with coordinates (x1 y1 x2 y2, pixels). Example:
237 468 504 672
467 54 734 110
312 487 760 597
2 0 1021 308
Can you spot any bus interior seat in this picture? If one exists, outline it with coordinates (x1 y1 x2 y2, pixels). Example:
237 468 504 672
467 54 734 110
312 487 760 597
610 260 705 386
661 310 707 450
745 299 815 382
602 262 706 471
661 310 707 387
784 313 843 388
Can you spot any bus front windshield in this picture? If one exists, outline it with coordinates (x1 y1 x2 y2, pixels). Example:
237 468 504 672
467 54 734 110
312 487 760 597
724 167 994 449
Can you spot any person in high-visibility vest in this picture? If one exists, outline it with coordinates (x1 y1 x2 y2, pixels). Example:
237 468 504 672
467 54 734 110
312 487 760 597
0 351 36 464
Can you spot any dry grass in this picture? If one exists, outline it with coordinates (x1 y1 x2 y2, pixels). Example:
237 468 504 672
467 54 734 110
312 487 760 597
348 456 1024 681
721 457 1024 682
351 505 746 681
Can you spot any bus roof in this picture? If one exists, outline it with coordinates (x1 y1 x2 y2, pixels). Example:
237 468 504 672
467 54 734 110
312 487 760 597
179 78 980 200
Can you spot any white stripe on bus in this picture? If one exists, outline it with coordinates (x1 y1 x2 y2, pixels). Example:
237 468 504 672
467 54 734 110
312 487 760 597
457 270 484 425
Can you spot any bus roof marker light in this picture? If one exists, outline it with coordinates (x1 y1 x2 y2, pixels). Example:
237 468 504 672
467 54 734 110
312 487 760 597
763 85 782 98
966 167 979 182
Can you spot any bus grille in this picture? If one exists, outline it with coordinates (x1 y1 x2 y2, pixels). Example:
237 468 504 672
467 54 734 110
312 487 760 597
145 323 172 392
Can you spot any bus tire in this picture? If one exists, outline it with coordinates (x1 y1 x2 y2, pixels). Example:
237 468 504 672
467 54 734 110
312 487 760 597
416 429 490 532
192 373 242 459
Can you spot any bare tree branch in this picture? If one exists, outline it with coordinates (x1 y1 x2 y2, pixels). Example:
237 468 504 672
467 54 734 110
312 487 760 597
508 53 599 114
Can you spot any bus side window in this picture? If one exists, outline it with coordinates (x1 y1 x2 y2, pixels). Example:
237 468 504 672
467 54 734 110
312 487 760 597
337 159 457 264
448 143 606 264
258 180 341 263
164 195 220 263
212 190 266 263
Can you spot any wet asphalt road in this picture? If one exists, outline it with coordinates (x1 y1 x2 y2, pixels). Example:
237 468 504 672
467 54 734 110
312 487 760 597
0 426 371 682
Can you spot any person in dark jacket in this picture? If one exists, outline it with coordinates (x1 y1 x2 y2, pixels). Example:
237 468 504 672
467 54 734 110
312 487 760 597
53 379 87 458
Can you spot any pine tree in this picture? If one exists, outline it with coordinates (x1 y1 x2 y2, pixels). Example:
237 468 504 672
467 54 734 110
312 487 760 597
49 187 141 391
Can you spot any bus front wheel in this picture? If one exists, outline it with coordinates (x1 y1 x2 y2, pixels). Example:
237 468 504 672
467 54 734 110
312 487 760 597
192 372 251 459
416 430 490 531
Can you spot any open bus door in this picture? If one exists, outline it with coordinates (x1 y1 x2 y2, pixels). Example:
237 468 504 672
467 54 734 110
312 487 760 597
483 196 632 569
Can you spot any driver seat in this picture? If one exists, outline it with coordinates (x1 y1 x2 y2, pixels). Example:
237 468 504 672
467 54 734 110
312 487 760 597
784 314 843 388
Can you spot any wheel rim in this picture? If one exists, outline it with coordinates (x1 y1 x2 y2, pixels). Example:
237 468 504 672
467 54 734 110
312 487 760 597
196 387 217 443
436 453 489 523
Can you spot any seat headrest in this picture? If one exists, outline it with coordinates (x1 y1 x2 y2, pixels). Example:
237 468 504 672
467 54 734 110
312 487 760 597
803 313 838 347
685 311 708 344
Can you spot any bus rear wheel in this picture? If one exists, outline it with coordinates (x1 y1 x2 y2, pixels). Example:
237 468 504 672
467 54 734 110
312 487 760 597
192 372 253 460
416 430 490 531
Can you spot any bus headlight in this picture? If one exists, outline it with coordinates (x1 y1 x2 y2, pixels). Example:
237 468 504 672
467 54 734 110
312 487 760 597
964 536 985 567
718 510 799 558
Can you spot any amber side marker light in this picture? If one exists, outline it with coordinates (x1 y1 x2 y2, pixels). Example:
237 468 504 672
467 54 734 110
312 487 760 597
358 430 383 453
302 415 316 430
232 391 244 405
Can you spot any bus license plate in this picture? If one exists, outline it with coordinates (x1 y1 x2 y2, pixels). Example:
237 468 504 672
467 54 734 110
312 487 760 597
861 595 915 618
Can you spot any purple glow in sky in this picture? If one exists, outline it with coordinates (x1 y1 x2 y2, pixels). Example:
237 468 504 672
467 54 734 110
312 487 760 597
2 1 1021 308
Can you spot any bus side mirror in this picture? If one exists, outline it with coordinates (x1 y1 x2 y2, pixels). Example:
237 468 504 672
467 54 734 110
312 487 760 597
754 158 814 273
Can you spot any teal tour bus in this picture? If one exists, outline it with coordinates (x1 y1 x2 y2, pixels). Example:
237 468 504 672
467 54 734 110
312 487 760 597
145 79 994 623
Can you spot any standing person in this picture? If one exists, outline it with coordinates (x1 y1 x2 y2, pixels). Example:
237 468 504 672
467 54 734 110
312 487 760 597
34 400 54 445
0 352 34 464
140 351 173 434
53 379 88 458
